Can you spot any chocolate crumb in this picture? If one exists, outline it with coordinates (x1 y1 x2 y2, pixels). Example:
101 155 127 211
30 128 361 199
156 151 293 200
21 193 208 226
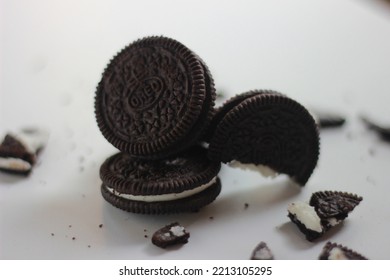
144 235 148 238
99 224 103 228
152 222 190 248
68 225 72 228
51 233 54 236
72 237 76 240
209 216 214 220
87 245 91 248
143 229 147 232
244 203 249 209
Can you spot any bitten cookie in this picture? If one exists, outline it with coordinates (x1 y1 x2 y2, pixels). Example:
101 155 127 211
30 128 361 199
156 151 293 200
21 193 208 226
207 90 320 186
99 145 221 214
0 128 49 175
95 36 216 159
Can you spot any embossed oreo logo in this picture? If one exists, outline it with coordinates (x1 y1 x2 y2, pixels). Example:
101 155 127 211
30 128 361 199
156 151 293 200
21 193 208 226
127 76 165 110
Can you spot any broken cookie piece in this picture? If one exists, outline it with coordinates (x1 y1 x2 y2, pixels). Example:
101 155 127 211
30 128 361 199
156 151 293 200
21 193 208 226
287 191 362 241
361 115 390 142
319 242 368 260
0 128 49 175
250 242 274 260
151 222 190 248
310 191 363 230
310 109 346 129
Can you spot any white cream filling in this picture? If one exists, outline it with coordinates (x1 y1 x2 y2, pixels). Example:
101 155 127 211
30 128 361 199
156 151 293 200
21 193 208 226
228 161 278 178
327 217 341 227
288 201 323 233
169 225 186 237
105 176 217 202
328 247 348 260
10 128 49 154
0 157 32 171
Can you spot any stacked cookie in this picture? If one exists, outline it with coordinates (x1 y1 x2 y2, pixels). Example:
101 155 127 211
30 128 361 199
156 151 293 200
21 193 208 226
95 36 320 214
95 36 221 214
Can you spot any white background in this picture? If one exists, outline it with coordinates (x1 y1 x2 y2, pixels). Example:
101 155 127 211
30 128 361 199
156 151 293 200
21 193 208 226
1 0 390 259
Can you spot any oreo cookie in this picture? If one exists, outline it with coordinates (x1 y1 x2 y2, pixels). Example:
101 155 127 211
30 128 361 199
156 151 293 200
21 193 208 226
0 128 49 175
95 36 216 159
287 191 363 241
207 90 320 186
99 145 221 214
319 242 367 260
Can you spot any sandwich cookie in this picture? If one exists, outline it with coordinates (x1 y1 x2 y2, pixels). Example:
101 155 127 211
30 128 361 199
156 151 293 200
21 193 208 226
0 128 49 175
207 90 320 186
99 145 221 214
95 36 216 159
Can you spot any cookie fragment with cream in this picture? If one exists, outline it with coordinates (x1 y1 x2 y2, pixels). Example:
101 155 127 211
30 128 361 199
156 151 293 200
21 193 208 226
250 242 274 260
0 128 49 175
152 222 190 248
288 191 363 241
319 242 367 260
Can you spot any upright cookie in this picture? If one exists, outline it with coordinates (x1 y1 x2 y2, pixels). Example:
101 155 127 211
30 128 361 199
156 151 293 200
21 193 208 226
95 36 216 159
100 145 221 214
207 90 320 186
0 128 49 175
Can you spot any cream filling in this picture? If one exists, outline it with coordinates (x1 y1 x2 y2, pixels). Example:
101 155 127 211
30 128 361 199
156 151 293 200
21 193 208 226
328 247 348 260
253 247 273 260
105 177 217 202
288 201 323 233
0 157 32 171
228 161 278 178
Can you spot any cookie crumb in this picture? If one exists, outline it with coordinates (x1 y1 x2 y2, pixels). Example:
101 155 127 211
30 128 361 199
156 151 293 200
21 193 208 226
68 225 72 228
144 235 148 238
244 203 249 209
87 245 91 248
152 222 190 248
250 242 274 260
209 216 214 220
51 233 54 236
99 224 103 228
72 237 76 240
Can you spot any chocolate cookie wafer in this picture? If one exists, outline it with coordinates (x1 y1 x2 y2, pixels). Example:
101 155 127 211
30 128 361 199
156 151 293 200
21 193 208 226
95 36 216 159
100 145 221 214
207 90 320 186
